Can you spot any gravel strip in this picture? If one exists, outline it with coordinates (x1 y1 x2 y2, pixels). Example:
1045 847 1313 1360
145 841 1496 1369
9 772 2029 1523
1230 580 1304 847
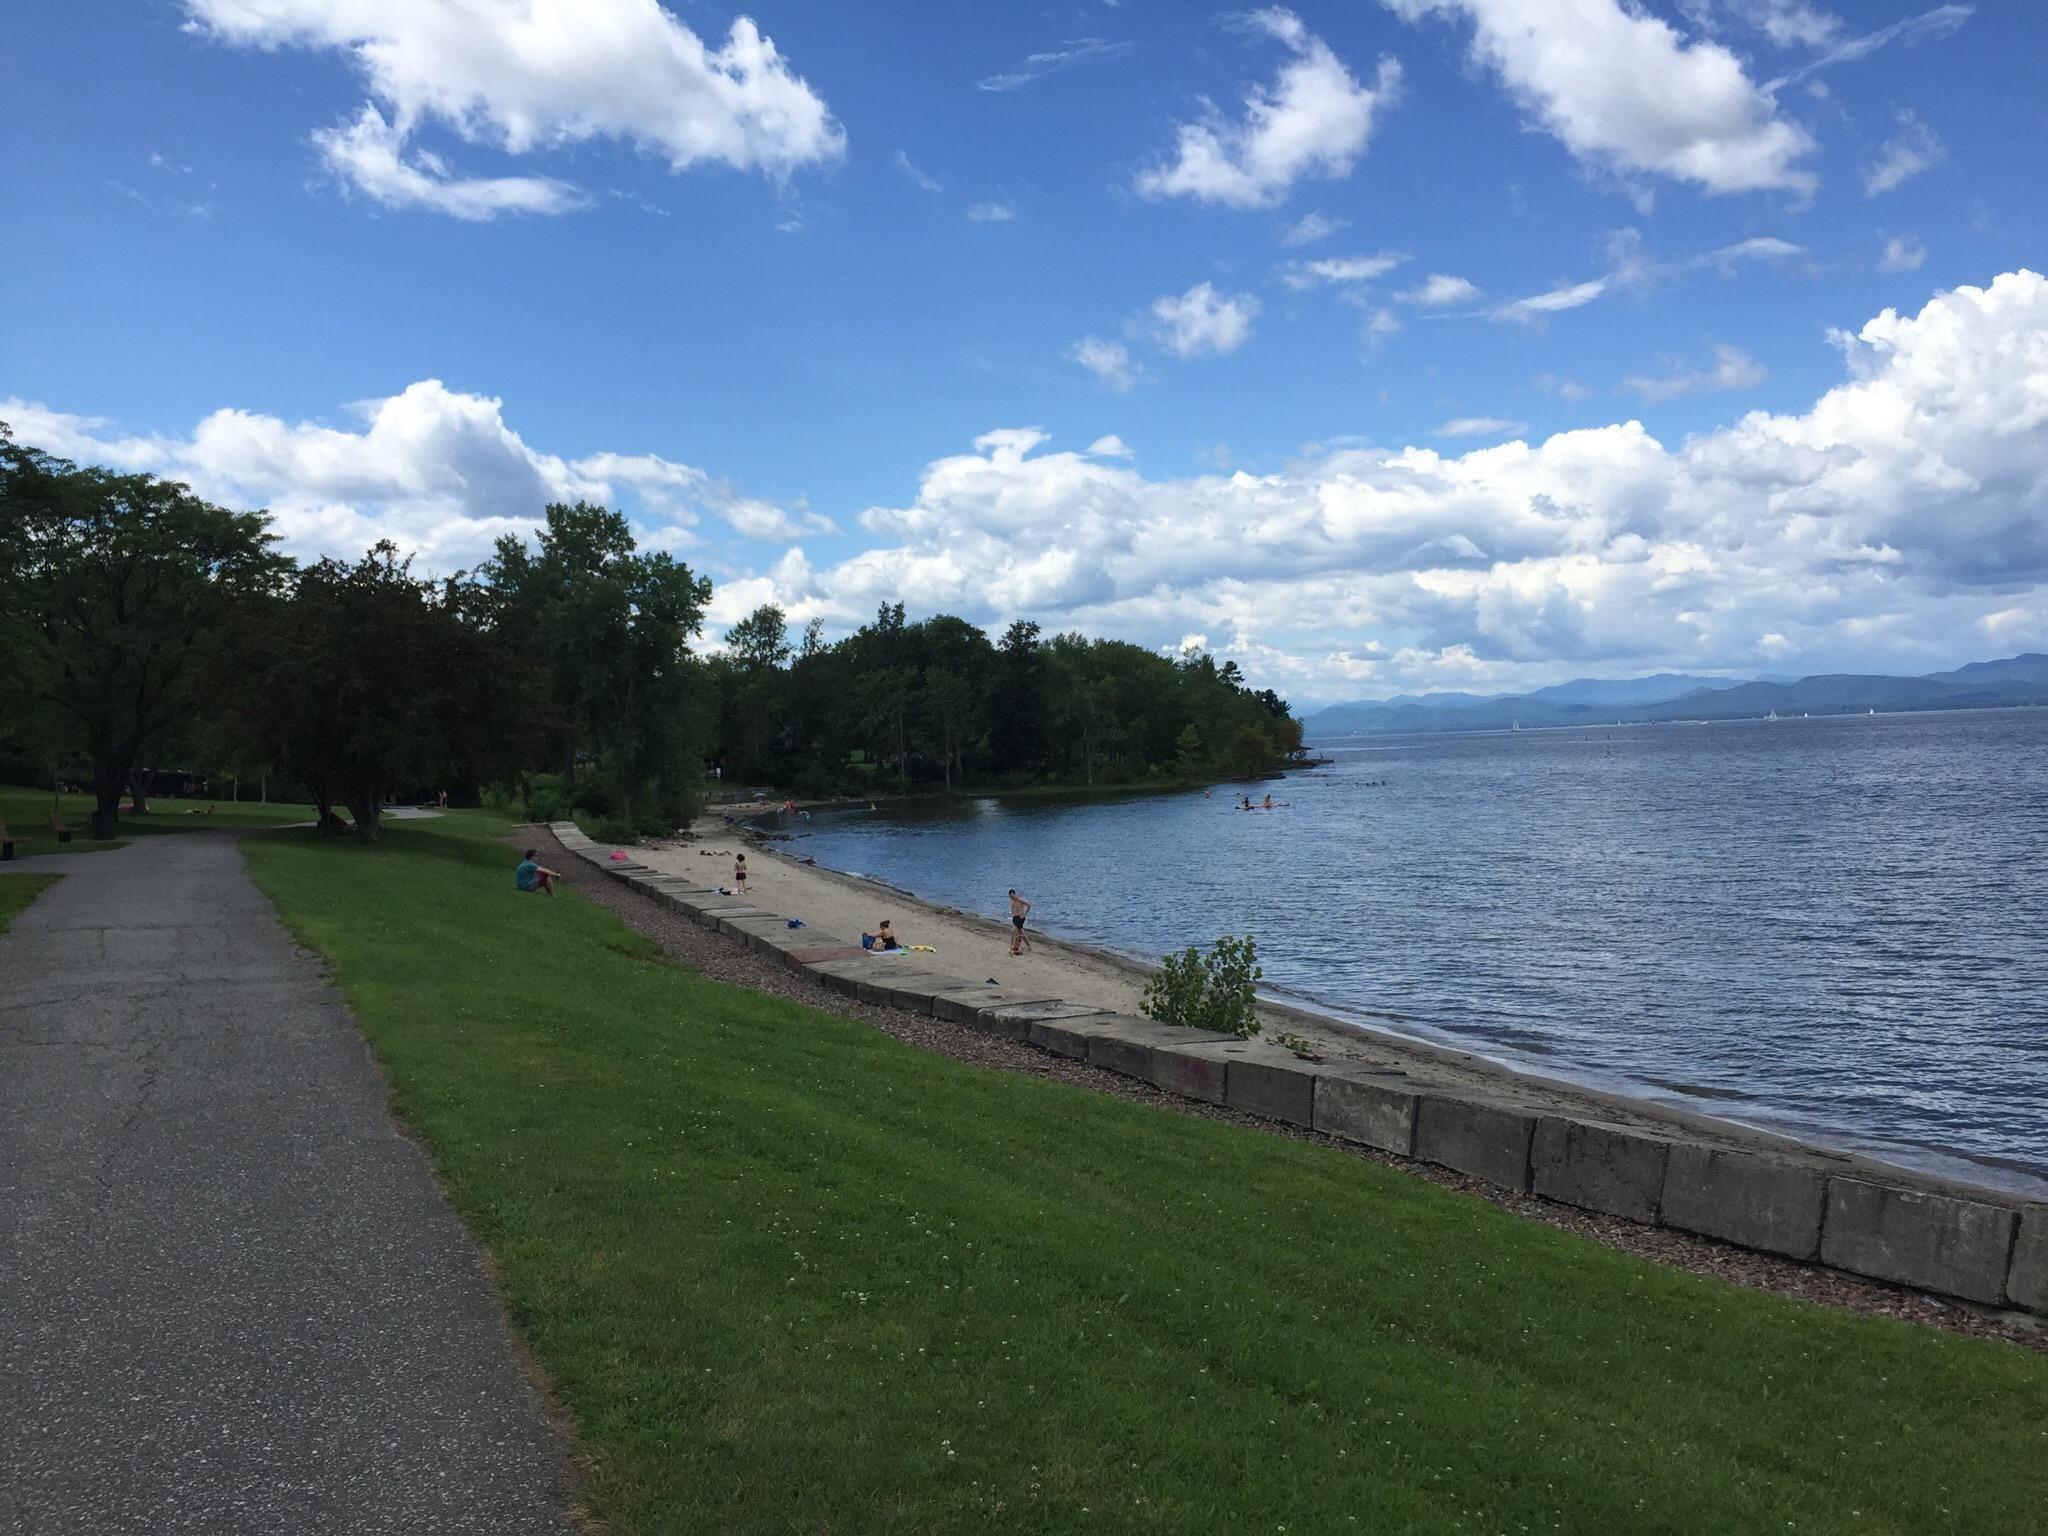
527 826 2044 1355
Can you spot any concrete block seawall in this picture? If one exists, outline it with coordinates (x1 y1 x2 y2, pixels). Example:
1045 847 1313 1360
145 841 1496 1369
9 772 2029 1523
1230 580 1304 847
546 823 2048 1319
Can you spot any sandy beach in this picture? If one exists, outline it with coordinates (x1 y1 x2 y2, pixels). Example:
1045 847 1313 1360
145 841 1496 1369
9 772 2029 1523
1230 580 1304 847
608 814 1996 1194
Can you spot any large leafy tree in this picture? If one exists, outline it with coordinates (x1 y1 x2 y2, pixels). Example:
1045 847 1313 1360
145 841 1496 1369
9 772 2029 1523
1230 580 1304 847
716 603 792 780
483 502 712 827
0 427 286 837
223 544 530 842
989 619 1048 772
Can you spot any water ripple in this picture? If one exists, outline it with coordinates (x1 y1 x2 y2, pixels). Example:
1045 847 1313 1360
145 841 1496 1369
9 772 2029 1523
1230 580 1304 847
790 710 2048 1196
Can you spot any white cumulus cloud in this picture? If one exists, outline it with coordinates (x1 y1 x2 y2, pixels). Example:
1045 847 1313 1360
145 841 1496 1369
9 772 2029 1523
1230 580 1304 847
1150 283 1260 358
1384 0 1816 197
19 275 2048 701
1135 9 1400 210
312 105 587 219
1 379 814 564
181 0 843 217
707 270 2048 697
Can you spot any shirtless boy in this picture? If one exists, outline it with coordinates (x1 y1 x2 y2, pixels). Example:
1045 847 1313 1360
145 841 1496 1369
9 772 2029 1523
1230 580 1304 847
1008 888 1032 955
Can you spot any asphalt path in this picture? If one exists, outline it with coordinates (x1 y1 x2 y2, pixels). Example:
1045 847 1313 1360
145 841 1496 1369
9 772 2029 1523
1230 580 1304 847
0 833 569 1533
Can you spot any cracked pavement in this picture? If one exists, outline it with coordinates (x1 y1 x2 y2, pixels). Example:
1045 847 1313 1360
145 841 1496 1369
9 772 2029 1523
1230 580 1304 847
0 834 569 1534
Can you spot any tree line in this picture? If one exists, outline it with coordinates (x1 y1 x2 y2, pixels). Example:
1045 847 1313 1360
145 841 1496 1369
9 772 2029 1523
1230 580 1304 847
0 425 1300 841
705 602 1302 798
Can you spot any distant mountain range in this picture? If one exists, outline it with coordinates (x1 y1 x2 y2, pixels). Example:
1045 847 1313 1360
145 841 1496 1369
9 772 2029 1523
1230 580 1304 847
1303 654 2048 737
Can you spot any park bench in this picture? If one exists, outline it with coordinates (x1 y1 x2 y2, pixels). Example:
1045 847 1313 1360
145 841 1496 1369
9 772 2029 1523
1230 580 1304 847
0 819 16 861
49 814 74 844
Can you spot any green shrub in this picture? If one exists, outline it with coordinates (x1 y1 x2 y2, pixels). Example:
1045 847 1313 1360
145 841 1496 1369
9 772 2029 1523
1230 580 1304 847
579 813 640 846
481 783 529 820
1141 934 1262 1038
525 773 573 823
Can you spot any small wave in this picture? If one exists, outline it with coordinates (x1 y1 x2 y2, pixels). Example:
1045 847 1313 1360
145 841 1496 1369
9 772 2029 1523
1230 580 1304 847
1640 1077 1754 1103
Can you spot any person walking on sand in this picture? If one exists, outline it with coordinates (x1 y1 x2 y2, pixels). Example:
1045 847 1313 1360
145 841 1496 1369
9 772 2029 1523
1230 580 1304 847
1008 889 1032 955
733 852 750 894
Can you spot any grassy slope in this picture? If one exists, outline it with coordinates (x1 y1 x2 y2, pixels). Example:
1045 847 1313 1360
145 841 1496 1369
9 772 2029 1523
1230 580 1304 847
0 872 57 932
242 812 2047 1536
0 784 316 857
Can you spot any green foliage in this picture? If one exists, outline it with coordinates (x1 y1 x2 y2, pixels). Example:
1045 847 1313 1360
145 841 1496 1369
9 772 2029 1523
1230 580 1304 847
4 413 1298 846
480 501 713 832
521 773 573 824
1142 933 1264 1038
577 813 640 846
0 422 287 836
242 812 2048 1536
700 601 1301 796
218 543 527 842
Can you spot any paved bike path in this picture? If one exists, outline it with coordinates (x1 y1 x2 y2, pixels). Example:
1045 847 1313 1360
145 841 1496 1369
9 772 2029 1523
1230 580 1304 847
0 833 569 1534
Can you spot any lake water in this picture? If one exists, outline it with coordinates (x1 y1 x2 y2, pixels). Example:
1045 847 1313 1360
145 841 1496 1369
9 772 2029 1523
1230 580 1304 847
781 709 2048 1197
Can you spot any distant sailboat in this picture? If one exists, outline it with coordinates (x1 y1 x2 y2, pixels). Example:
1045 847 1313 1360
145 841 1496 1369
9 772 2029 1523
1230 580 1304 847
1766 710 1780 722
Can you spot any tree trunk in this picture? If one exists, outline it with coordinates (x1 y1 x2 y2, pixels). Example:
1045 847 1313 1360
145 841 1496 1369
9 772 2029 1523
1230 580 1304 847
344 787 381 844
90 742 127 840
128 767 153 816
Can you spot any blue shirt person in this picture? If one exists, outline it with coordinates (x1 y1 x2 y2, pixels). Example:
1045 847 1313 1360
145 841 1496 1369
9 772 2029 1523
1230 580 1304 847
515 849 561 896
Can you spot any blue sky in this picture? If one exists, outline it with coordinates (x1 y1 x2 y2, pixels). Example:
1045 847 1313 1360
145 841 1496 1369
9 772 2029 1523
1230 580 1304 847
4 1 2046 704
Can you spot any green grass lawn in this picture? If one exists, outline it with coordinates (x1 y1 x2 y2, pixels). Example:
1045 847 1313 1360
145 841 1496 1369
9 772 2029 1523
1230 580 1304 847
242 811 2048 1536
0 784 317 857
0 872 57 933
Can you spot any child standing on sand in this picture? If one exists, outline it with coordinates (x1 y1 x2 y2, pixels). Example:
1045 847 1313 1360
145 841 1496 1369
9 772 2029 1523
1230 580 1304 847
733 852 749 894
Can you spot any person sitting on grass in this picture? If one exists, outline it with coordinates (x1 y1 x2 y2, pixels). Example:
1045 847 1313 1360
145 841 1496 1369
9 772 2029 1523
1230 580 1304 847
515 849 561 896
